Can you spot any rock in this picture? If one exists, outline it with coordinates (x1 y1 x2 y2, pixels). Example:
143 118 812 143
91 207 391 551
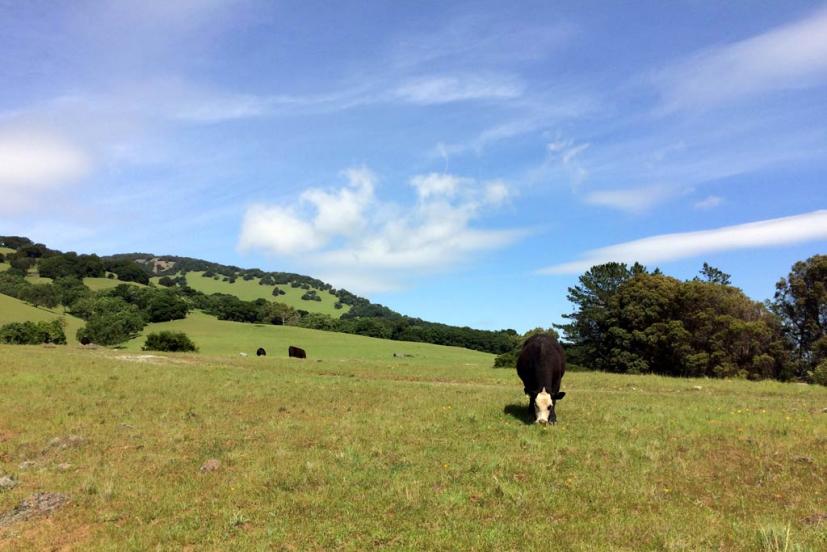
45 435 86 451
0 492 69 527
57 463 72 471
0 476 16 491
200 459 221 473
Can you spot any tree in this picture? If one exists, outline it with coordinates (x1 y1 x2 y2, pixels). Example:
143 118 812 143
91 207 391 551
19 284 60 309
697 262 731 285
53 276 90 310
771 255 827 378
143 331 198 352
556 262 647 371
157 276 175 287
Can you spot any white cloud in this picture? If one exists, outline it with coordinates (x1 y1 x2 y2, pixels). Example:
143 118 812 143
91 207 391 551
656 6 827 110
0 127 91 214
694 195 723 210
395 74 524 104
410 173 464 199
584 185 687 214
238 169 525 293
539 210 827 274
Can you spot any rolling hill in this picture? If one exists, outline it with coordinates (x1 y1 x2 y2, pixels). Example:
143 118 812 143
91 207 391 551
126 310 491 364
0 293 85 344
153 271 349 317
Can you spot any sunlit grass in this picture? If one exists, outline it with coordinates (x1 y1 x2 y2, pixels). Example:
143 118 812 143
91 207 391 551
1 345 824 550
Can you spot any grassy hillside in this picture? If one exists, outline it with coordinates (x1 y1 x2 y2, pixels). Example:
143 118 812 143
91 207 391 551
0 346 824 550
157 271 349 317
20 274 144 290
0 294 85 344
126 311 490 366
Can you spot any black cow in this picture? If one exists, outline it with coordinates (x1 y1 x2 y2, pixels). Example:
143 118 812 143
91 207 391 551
516 334 566 424
288 346 306 359
256 347 266 357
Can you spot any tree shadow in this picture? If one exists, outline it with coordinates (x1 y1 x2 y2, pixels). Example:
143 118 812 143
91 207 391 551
503 403 533 425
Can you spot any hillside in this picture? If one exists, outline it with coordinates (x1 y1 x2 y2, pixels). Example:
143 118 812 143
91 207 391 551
126 310 491 364
0 294 85 345
1 346 825 549
153 271 349 317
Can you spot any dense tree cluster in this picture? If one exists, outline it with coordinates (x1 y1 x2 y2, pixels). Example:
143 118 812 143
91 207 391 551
0 320 66 345
771 255 827 380
558 262 804 381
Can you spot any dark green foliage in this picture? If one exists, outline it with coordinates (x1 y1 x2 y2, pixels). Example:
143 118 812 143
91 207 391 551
334 301 343 310
158 276 175 287
0 271 29 298
0 253 4 263
142 331 198 352
771 255 827 379
104 260 150 284
38 252 105 279
301 290 322 302
75 299 146 346
19 284 60 309
696 262 731 285
0 236 33 250
0 320 66 345
10 257 35 272
53 277 91 308
272 286 286 297
560 264 790 380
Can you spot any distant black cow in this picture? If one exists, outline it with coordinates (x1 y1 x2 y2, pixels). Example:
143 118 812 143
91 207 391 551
256 347 266 357
516 334 566 424
288 346 306 359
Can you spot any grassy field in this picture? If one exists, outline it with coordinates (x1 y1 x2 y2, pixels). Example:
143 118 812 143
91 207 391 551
0 344 825 550
125 310 492 366
161 271 349 317
0 294 85 345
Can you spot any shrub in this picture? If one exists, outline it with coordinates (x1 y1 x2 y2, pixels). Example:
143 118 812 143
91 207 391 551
0 320 67 345
142 331 198 352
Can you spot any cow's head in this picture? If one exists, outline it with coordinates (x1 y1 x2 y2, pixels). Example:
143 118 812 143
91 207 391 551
534 387 566 424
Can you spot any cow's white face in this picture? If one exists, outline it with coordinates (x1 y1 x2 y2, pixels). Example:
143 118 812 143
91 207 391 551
534 388 553 424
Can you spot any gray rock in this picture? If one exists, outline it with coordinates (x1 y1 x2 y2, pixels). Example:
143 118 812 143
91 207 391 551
0 476 16 491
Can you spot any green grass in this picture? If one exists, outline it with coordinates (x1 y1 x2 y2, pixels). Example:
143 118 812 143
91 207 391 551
0 294 85 345
0 344 825 550
83 277 144 291
126 310 490 366
160 271 349 317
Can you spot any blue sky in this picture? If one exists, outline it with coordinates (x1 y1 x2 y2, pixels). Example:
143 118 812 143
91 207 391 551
1 1 826 332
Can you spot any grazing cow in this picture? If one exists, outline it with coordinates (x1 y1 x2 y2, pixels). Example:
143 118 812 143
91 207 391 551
516 334 566 424
288 346 306 359
256 347 267 357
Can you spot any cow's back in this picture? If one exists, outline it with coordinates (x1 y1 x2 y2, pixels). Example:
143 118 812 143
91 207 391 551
516 334 565 395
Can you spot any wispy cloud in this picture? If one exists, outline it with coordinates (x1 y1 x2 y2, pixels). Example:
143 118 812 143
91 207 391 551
694 195 723 210
539 210 827 274
583 184 688 214
654 6 827 110
395 74 524 104
238 168 525 292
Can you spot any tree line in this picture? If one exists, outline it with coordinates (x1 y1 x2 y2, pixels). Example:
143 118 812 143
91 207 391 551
556 256 826 384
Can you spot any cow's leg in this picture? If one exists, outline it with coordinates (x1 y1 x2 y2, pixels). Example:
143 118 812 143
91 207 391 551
549 404 557 425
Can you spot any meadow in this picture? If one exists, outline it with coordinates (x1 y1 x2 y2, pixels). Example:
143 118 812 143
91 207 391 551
0 339 825 550
154 271 349 317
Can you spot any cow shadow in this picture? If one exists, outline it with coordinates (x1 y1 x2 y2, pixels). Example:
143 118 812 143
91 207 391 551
503 403 533 425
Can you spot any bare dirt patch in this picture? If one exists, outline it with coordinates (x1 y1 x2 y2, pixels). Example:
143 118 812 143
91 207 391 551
0 493 69 528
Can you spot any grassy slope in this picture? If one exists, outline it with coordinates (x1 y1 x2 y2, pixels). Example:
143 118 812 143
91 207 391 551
1 347 825 550
161 271 349 317
125 310 490 366
22 275 143 291
0 294 85 345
